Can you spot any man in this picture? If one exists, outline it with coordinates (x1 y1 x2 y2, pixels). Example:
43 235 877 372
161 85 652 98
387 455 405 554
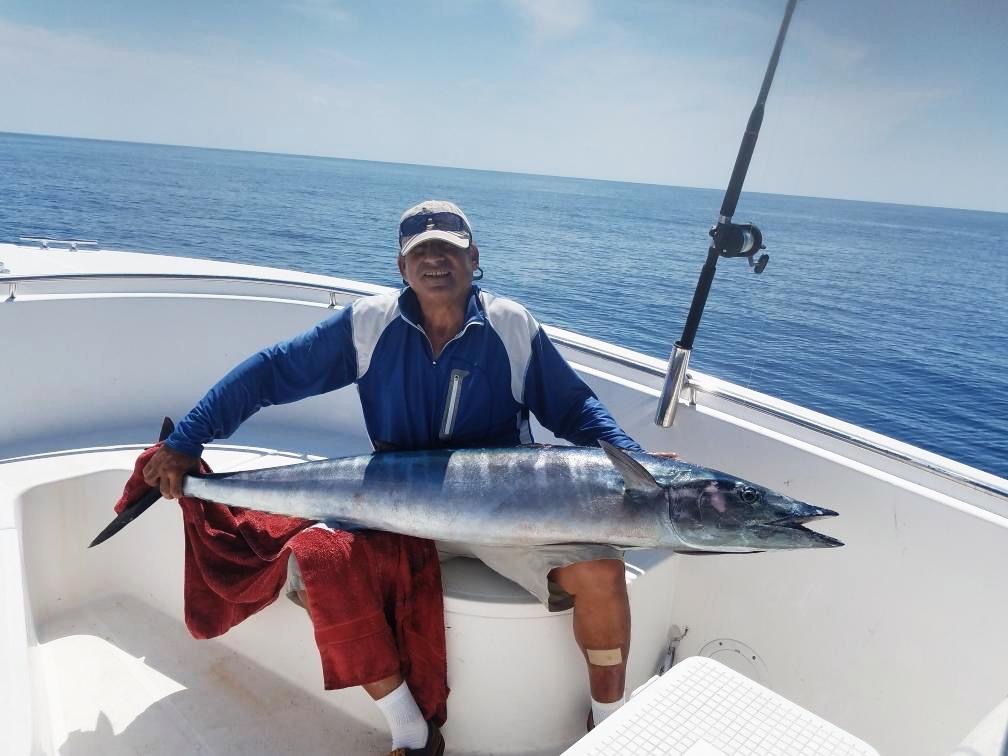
144 200 651 755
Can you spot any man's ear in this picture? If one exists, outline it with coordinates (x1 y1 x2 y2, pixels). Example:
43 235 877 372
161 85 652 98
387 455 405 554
397 254 407 280
470 242 480 270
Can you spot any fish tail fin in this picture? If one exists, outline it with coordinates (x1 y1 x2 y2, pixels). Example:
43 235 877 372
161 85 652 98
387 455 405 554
87 416 175 548
159 416 175 442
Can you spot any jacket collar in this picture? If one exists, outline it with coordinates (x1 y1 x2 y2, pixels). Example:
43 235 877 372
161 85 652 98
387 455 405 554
398 285 485 331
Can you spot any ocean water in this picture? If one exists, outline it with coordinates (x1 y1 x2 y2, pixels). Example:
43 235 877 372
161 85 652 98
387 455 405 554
1 132 1006 479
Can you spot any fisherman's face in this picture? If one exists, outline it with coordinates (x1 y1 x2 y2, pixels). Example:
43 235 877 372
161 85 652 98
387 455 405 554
399 240 479 304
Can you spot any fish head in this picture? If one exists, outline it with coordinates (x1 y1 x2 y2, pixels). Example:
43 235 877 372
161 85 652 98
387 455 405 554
666 473 843 552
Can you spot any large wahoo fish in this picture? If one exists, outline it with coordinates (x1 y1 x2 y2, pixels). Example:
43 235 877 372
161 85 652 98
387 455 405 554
169 440 841 552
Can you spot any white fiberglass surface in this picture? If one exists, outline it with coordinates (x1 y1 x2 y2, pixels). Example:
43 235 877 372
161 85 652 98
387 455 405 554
34 597 388 755
5 284 1008 755
16 461 392 755
15 438 1008 756
12 458 679 755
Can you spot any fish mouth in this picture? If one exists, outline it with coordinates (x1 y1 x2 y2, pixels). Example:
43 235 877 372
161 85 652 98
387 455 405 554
760 506 843 548
766 505 838 527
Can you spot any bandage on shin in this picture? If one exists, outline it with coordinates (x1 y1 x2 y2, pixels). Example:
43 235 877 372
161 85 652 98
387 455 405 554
586 648 623 666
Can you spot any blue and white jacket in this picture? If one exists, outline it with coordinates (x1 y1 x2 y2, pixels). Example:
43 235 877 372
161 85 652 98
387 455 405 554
165 286 642 457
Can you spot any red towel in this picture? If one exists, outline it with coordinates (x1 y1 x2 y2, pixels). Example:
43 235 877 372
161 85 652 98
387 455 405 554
115 445 449 725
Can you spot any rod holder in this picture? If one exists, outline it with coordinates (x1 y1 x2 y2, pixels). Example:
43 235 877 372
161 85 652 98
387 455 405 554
655 344 692 427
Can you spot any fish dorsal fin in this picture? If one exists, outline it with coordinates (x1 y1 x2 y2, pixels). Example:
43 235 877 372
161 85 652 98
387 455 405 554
598 440 662 495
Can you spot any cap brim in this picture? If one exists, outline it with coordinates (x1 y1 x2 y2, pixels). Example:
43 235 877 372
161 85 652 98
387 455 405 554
400 230 471 257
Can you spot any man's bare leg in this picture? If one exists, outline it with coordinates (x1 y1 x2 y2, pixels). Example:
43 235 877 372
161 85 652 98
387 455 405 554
548 559 630 707
363 673 405 700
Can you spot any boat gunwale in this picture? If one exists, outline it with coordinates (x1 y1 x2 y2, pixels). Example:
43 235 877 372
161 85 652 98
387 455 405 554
4 269 1006 502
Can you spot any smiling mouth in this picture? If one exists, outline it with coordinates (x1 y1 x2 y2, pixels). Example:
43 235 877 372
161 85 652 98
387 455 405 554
423 271 451 279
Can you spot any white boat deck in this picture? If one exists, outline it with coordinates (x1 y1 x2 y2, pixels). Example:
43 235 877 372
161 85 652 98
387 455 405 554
36 595 380 755
6 444 394 755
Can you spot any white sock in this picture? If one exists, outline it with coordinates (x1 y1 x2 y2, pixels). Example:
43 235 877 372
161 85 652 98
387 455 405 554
591 695 626 726
374 681 428 750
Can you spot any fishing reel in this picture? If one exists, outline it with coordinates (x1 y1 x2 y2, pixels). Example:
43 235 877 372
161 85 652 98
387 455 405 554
709 222 769 274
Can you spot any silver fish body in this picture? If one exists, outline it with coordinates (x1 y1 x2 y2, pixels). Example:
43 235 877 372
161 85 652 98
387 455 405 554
181 441 842 552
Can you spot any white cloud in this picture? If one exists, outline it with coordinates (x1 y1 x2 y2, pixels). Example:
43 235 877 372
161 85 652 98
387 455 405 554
0 14 1002 211
509 0 593 38
0 19 377 153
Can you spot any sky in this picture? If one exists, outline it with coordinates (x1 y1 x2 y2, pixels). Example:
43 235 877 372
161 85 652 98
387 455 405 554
1 0 1006 212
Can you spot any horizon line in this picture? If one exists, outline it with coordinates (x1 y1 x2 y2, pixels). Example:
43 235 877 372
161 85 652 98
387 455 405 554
3 129 1005 217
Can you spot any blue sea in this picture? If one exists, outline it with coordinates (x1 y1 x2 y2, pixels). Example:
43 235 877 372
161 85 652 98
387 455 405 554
2 132 1006 479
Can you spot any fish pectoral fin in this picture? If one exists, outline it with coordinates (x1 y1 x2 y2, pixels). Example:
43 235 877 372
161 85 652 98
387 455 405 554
598 439 663 495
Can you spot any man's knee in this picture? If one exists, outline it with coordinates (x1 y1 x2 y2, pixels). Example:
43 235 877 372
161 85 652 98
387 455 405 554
550 558 627 599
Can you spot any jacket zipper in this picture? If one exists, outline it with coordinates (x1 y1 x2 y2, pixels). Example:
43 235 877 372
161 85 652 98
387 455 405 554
439 369 470 440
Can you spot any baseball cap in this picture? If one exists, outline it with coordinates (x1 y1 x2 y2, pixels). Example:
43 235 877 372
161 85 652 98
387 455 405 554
398 200 473 257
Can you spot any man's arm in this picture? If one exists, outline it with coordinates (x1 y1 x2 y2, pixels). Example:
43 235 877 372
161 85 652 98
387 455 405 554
523 327 644 453
144 307 357 498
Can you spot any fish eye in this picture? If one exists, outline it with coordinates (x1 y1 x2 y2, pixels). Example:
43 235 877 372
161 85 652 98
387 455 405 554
739 486 760 504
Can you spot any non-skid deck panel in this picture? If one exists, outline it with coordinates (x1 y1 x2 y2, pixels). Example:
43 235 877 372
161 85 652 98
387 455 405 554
36 594 389 755
563 656 879 756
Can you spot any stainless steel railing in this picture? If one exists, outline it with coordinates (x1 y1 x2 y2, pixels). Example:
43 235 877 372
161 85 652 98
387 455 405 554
1 272 372 307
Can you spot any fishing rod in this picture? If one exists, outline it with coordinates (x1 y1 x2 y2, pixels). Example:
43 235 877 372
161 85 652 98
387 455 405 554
655 0 798 427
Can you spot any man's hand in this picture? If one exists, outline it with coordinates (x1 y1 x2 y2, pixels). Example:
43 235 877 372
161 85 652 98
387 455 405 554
142 446 200 499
